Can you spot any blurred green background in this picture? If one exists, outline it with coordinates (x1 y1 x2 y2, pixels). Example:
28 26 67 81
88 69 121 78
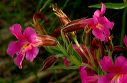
0 0 126 83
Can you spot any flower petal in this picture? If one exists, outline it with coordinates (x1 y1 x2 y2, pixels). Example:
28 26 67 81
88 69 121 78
98 74 114 83
79 66 87 83
100 3 106 16
7 41 21 58
93 10 101 17
123 35 127 47
25 47 39 62
93 3 106 18
119 74 127 83
10 24 22 39
115 56 126 66
79 66 98 83
14 53 25 69
99 16 114 30
100 56 113 72
92 29 105 41
115 56 127 73
23 27 37 43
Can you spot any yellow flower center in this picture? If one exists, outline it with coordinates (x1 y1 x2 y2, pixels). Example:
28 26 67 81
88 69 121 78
96 23 103 30
21 43 32 52
111 74 123 83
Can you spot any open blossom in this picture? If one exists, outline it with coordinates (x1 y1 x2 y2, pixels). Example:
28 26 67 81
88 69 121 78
61 3 114 41
7 24 40 69
99 56 127 83
81 3 114 41
123 35 127 47
7 24 57 69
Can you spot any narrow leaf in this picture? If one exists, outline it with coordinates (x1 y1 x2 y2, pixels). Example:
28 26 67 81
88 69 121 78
89 3 126 9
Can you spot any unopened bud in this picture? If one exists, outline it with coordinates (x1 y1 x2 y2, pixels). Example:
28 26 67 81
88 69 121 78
41 56 57 71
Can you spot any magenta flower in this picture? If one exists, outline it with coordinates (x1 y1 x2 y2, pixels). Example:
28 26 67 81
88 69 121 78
7 24 41 69
81 3 114 41
79 66 98 83
123 35 127 47
99 56 127 83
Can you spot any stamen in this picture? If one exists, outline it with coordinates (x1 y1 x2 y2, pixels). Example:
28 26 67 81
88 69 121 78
96 23 103 30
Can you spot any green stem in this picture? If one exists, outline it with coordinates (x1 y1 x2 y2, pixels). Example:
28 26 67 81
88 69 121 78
61 0 69 9
120 7 127 45
39 0 52 12
86 48 97 70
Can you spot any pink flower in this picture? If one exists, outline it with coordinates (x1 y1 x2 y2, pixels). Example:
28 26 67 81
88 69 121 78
79 66 98 83
81 3 114 41
7 24 41 69
123 35 127 47
99 56 127 83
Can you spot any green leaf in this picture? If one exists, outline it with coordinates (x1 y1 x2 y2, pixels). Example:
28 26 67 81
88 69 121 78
70 55 81 66
0 78 6 83
72 49 82 63
89 3 126 9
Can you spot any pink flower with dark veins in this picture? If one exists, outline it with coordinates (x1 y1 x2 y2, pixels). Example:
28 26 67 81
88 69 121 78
81 3 114 41
99 56 127 83
7 24 57 69
7 24 41 69
123 35 127 47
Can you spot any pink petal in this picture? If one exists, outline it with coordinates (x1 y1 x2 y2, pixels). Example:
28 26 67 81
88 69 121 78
79 66 98 83
79 66 87 83
93 3 106 18
25 47 39 62
92 29 105 41
93 10 101 17
99 16 114 30
115 56 126 66
123 35 127 47
7 41 21 58
100 56 113 72
100 3 106 16
104 17 114 30
103 27 110 37
114 56 127 73
98 74 114 83
87 76 98 83
119 74 127 83
23 27 37 43
14 53 25 69
10 24 22 39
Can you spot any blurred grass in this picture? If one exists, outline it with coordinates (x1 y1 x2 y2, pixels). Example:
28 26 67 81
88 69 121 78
0 0 126 83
